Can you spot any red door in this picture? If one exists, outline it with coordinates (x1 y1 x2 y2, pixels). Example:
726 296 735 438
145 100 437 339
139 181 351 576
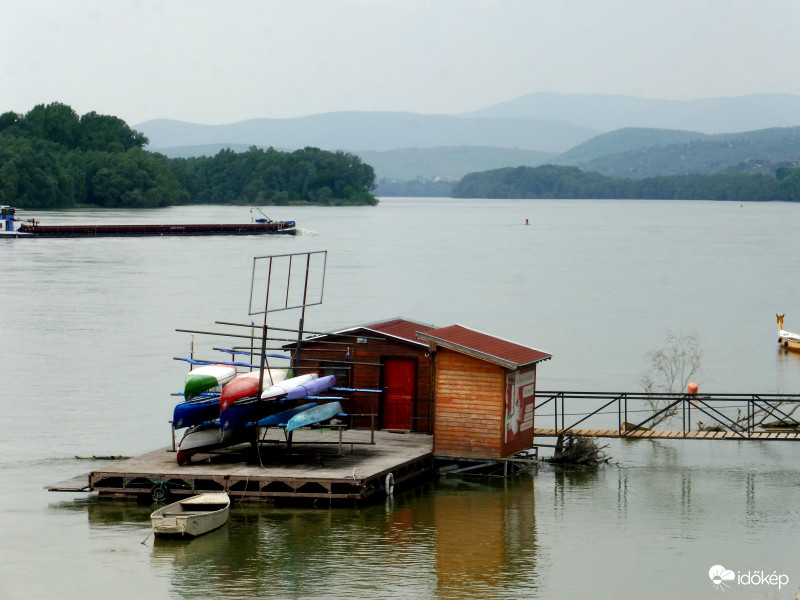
382 358 415 430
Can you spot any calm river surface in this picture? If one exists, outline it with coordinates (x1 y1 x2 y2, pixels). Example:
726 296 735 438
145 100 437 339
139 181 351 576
1 198 799 599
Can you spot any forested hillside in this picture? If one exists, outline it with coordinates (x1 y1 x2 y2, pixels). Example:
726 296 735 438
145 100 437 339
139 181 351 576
554 127 800 178
0 103 377 209
452 164 800 202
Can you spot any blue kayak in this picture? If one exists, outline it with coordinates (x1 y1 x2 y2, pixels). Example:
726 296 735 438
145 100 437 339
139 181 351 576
286 401 343 433
257 402 318 427
221 396 294 431
173 395 220 429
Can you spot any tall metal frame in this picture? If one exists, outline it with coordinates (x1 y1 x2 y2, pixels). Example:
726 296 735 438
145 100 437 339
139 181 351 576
248 251 327 392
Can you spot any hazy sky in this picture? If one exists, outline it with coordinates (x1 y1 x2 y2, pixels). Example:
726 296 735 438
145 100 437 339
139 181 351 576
4 0 799 125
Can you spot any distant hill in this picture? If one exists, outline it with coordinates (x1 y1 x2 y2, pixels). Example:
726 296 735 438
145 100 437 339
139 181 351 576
137 93 800 190
552 128 710 165
359 146 556 181
138 112 595 153
554 127 800 178
460 92 800 134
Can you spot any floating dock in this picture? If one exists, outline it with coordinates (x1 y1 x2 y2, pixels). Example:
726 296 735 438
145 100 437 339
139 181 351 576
48 429 434 504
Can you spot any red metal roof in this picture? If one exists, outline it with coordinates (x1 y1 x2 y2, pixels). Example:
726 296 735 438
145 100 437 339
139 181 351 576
365 318 439 344
294 318 438 347
416 324 551 369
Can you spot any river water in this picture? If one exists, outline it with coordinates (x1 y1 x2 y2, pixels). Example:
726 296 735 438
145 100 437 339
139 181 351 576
1 198 799 599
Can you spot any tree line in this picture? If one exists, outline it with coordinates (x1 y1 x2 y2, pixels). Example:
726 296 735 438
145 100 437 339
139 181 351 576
451 164 800 202
0 102 377 209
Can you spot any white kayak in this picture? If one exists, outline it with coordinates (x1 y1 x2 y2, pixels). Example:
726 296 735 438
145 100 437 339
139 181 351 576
260 373 318 401
176 424 245 465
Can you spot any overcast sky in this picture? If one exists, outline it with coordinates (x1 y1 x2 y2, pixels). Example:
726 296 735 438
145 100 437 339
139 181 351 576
3 0 799 126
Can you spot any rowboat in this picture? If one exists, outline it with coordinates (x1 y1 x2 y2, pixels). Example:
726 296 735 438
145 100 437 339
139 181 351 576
257 402 318 427
220 369 288 412
777 314 800 352
260 373 318 401
150 493 230 538
286 401 343 433
184 364 237 401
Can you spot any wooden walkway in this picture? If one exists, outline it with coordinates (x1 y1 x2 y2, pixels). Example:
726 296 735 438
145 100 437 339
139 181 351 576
534 427 800 440
47 429 434 503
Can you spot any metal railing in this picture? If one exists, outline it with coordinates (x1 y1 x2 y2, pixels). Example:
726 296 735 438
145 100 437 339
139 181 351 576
534 391 800 438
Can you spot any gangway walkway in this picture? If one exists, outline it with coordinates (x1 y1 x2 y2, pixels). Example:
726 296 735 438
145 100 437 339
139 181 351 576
533 391 800 441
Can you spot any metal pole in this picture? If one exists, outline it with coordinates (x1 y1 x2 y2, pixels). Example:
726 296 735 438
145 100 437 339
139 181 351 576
293 254 312 376
258 257 274 392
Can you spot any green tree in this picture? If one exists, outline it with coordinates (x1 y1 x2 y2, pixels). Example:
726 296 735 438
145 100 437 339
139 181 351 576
22 102 81 148
78 111 148 152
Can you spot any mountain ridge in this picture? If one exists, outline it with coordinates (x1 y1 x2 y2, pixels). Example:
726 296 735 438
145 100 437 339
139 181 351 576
137 93 800 184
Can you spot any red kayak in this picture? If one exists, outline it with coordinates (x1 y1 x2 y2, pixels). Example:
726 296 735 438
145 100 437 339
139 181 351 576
220 370 288 412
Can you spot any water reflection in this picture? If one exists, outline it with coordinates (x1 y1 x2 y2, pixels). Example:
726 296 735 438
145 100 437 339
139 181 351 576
433 478 538 599
43 438 800 599
137 479 539 599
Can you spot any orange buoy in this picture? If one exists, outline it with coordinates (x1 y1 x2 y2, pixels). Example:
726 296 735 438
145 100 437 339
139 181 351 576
687 382 698 394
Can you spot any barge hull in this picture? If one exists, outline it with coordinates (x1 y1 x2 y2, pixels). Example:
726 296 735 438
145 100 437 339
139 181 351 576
16 222 296 237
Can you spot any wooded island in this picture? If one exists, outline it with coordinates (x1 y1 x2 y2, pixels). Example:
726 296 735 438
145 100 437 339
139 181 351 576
451 164 800 201
0 103 377 209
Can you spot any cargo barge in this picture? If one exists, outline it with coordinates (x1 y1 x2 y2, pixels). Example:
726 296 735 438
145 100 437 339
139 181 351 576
1 206 295 237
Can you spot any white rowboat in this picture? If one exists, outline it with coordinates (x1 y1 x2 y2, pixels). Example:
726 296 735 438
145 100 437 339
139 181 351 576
150 493 230 538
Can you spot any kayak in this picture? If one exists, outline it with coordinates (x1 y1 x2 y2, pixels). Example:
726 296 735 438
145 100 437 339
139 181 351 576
260 373 318 401
220 369 289 412
221 395 294 431
257 402 319 427
176 423 243 465
173 395 220 429
184 364 237 401
286 401 343 433
286 374 336 400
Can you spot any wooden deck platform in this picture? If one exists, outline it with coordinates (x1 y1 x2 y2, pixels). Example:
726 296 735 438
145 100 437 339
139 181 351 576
47 429 434 503
533 427 800 440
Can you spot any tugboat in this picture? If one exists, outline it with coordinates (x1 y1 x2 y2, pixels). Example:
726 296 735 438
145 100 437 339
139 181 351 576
0 206 32 237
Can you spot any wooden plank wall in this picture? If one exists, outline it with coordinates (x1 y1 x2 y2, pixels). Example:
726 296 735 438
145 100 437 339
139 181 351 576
293 333 433 432
433 349 505 458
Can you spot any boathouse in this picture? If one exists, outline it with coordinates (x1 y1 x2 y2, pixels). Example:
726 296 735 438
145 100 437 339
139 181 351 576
290 318 551 459
288 318 438 433
417 325 551 459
